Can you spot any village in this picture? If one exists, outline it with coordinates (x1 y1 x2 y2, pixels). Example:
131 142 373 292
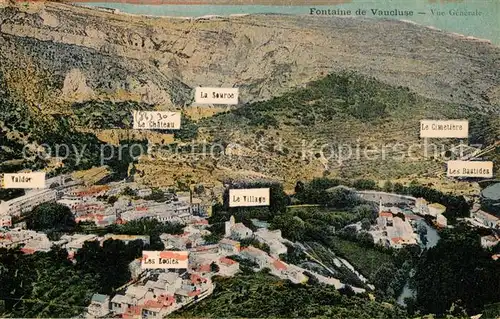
1 175 499 318
0 174 369 318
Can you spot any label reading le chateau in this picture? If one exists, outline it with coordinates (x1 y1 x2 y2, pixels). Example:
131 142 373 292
2 172 46 189
133 111 181 130
141 251 189 269
194 87 239 105
420 120 469 138
447 161 493 178
229 188 270 207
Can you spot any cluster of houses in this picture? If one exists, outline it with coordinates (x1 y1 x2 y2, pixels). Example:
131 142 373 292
0 227 151 257
84 212 368 319
87 271 214 319
368 200 420 249
414 198 448 227
56 182 210 227
0 174 212 232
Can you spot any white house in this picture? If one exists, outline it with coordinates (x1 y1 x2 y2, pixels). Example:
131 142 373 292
436 214 447 227
481 235 499 249
0 215 12 228
474 211 500 229
428 203 446 217
414 198 429 215
239 246 270 268
225 216 253 240
219 238 240 254
254 229 287 257
87 294 110 318
0 189 57 217
217 257 239 276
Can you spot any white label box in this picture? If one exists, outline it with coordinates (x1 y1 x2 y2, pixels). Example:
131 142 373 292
141 251 189 269
194 87 239 105
447 161 493 178
420 120 469 138
229 188 270 207
2 172 46 189
133 111 181 130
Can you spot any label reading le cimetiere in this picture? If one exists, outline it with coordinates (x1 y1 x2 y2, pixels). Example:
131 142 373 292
2 172 46 189
229 188 270 207
141 251 189 269
133 111 181 130
420 120 469 138
195 87 239 105
447 161 493 178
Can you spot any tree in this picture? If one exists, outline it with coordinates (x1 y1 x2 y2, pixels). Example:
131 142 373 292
383 180 394 192
352 179 377 190
107 196 118 205
210 262 220 273
26 203 76 232
121 186 136 197
393 183 405 194
294 181 305 194
361 218 371 231
414 228 500 316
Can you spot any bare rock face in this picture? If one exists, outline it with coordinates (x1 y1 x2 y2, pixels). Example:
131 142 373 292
61 68 95 102
0 2 499 112
39 9 59 27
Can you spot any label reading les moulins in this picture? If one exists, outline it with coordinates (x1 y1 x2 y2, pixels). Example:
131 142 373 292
194 87 239 105
2 172 46 189
420 120 469 138
141 251 189 269
133 111 181 130
229 188 270 207
447 161 493 178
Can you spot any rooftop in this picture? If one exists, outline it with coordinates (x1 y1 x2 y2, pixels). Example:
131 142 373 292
220 257 238 265
91 293 109 303
428 203 446 210
482 183 500 201
272 259 287 271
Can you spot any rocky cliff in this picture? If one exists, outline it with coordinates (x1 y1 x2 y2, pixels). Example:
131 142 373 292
1 2 499 109
0 2 498 188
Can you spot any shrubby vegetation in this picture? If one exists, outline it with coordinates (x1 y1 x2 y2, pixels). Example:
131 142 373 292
413 225 500 317
174 270 409 318
0 239 143 317
26 202 76 234
71 100 153 129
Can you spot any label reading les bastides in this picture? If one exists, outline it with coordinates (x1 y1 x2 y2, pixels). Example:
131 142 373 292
2 172 46 189
133 111 181 130
229 188 270 207
447 161 493 178
195 87 239 105
141 251 189 269
420 120 468 138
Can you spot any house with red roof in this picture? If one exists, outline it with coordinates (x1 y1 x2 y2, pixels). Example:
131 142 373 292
218 257 239 276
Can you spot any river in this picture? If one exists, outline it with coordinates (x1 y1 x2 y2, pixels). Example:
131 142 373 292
397 219 440 306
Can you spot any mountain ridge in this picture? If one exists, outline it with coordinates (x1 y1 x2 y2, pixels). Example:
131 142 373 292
1 2 499 110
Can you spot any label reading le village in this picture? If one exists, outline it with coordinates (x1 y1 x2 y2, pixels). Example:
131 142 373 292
195 87 239 105
141 251 189 269
447 161 494 178
2 172 46 189
133 111 181 130
420 120 469 138
229 188 270 207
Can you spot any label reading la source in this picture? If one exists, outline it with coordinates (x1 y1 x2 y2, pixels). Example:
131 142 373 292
141 251 189 269
420 120 469 138
2 172 46 189
133 111 181 130
195 87 239 105
447 161 493 178
229 188 270 207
